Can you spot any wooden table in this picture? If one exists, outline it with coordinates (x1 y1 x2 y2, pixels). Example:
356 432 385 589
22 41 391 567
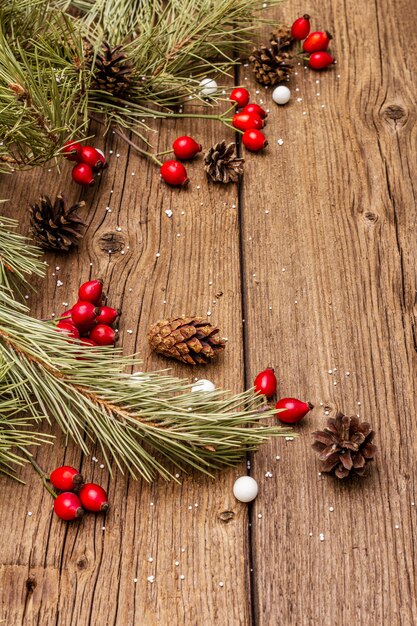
1 1 416 624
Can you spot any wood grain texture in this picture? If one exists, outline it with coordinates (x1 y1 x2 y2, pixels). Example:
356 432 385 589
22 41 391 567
1 0 417 623
243 0 417 624
0 113 251 625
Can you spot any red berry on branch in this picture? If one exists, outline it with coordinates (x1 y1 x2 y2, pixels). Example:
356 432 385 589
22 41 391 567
60 309 73 319
54 492 84 521
230 87 250 108
254 368 277 398
72 163 94 186
242 129 268 152
80 338 97 346
89 324 116 346
80 145 107 171
303 31 332 53
291 15 311 40
79 483 109 512
276 397 313 423
50 466 82 491
62 140 83 162
160 160 189 187
96 306 119 325
241 103 268 119
78 279 103 306
308 51 335 70
172 136 202 160
56 320 80 339
232 112 264 132
71 301 99 332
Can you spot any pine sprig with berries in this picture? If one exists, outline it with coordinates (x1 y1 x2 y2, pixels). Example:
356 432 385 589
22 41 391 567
0 0 280 172
0 215 292 482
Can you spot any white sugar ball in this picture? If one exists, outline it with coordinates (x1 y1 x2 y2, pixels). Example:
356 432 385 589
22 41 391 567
272 85 291 105
199 78 218 96
191 379 215 393
233 476 258 503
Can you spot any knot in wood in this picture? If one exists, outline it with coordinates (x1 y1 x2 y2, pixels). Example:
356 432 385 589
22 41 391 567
25 575 37 593
99 232 125 254
218 510 235 523
364 211 379 224
382 104 408 127
76 555 88 570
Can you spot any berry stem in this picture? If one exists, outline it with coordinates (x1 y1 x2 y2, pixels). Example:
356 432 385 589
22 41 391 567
21 449 57 498
155 148 173 156
113 128 163 166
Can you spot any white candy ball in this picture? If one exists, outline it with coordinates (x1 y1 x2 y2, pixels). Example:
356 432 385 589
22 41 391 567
199 78 218 96
191 379 215 393
233 476 258 503
272 85 291 105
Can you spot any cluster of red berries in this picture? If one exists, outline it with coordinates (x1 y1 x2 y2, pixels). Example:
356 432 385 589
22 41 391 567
229 88 269 152
159 88 268 186
49 465 109 521
254 367 313 424
56 279 119 346
291 14 336 70
62 140 108 186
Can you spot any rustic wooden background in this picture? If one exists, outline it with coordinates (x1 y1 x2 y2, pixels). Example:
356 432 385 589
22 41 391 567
1 0 416 624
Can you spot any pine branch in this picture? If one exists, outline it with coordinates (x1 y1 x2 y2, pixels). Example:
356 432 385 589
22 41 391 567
0 287 292 481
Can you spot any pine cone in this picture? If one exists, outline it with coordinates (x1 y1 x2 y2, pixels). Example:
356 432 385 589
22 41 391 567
312 413 378 479
148 317 226 365
204 141 244 183
249 27 294 87
91 42 134 95
29 194 86 252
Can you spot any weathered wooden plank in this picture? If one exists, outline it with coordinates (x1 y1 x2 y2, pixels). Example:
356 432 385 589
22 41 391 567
242 1 417 624
0 111 251 624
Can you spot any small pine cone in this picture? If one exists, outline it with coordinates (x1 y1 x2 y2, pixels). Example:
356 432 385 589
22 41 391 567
204 141 244 183
249 28 294 87
92 42 134 95
312 413 378 479
148 317 226 365
29 194 86 252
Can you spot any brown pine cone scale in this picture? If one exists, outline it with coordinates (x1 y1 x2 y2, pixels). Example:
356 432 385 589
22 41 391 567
312 412 378 479
149 317 226 365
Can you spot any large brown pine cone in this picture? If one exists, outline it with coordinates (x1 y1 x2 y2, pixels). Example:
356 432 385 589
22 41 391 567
90 42 134 95
148 317 226 365
249 26 294 87
204 141 244 183
29 194 86 252
312 413 378 479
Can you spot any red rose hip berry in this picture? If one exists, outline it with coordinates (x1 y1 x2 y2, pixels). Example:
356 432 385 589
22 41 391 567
308 51 335 70
230 87 250 108
72 162 94 186
232 112 264 132
254 368 277 398
96 306 119 325
276 397 313 423
291 15 311 40
172 136 202 160
50 466 82 491
241 103 268 119
54 492 84 521
242 129 268 152
80 145 107 171
79 483 109 512
303 31 332 53
160 160 189 187
89 324 116 346
56 320 80 339
71 301 99 332
62 140 83 162
78 279 103 306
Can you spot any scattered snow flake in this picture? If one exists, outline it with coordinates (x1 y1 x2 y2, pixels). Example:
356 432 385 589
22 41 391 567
165 209 173 217
277 138 284 146
319 533 325 541
147 575 155 583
